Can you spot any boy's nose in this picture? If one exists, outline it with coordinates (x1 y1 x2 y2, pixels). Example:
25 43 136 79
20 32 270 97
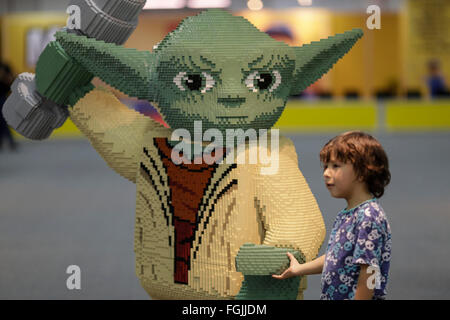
323 172 331 183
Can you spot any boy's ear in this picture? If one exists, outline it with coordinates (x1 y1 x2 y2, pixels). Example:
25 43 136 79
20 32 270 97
55 30 156 100
357 173 366 183
290 29 363 96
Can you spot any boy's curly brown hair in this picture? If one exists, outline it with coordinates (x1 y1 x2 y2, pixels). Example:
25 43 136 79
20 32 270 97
319 131 391 198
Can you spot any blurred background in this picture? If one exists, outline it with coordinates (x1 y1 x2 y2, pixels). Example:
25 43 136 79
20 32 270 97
0 0 449 300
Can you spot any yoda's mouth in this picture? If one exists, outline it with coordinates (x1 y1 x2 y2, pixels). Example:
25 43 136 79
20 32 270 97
216 116 248 119
216 116 249 125
217 97 246 107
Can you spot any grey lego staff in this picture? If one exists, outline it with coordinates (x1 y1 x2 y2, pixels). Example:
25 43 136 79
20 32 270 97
1 0 146 140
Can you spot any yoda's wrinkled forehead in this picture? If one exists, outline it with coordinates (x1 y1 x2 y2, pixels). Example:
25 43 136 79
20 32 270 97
156 47 295 79
154 9 292 55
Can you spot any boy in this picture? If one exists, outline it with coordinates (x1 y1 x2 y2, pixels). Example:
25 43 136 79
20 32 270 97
273 131 392 300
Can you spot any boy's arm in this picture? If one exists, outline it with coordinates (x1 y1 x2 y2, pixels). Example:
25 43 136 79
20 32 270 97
69 86 168 183
299 254 325 275
301 254 325 275
354 264 375 300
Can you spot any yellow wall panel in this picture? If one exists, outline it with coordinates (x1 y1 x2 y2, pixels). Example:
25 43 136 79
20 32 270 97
402 0 450 96
1 13 66 74
386 100 450 130
372 13 401 95
274 101 377 132
330 14 366 97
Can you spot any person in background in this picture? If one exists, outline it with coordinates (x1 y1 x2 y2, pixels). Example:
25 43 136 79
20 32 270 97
426 59 448 98
0 62 18 151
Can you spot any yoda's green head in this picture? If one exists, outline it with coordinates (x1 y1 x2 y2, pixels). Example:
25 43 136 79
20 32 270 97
56 9 362 136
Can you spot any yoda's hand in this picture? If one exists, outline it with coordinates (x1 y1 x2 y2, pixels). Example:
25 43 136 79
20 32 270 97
2 73 70 140
235 243 305 300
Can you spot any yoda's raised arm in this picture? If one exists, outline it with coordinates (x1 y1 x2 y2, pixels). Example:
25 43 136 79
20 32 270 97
2 0 147 140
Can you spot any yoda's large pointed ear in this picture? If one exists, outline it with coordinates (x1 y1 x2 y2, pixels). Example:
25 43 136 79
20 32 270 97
55 30 155 100
290 29 363 96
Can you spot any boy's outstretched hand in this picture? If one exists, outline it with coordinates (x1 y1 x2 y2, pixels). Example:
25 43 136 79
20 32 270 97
272 252 303 279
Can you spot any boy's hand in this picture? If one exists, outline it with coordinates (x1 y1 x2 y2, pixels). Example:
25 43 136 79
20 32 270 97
272 252 303 279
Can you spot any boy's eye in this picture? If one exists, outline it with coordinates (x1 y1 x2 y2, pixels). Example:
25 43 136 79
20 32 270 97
173 71 215 93
245 70 282 93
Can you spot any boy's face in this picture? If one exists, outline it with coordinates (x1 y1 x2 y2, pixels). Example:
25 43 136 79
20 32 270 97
322 157 360 200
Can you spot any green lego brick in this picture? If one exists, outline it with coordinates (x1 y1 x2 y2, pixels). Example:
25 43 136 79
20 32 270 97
236 275 301 300
36 41 94 105
235 243 305 275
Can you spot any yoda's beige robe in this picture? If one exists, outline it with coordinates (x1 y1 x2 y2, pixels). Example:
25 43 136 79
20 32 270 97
70 88 325 299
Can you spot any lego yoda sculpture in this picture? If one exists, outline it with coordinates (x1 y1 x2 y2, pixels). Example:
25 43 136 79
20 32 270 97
3 1 362 299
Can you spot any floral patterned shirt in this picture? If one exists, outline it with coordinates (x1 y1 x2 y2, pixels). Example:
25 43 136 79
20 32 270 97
320 198 391 300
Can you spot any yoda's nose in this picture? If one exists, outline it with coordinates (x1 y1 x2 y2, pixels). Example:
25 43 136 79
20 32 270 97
217 96 246 108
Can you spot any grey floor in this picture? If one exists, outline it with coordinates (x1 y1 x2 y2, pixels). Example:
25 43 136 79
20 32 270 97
1 132 449 300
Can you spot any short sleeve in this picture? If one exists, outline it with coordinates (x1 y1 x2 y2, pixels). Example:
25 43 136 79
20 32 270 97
352 205 384 268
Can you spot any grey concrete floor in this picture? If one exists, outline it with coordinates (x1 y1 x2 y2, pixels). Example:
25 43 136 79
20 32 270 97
0 132 449 299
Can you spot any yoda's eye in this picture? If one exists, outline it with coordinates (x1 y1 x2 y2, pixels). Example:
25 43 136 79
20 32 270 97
257 73 272 90
245 70 282 93
173 72 215 93
185 74 202 91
